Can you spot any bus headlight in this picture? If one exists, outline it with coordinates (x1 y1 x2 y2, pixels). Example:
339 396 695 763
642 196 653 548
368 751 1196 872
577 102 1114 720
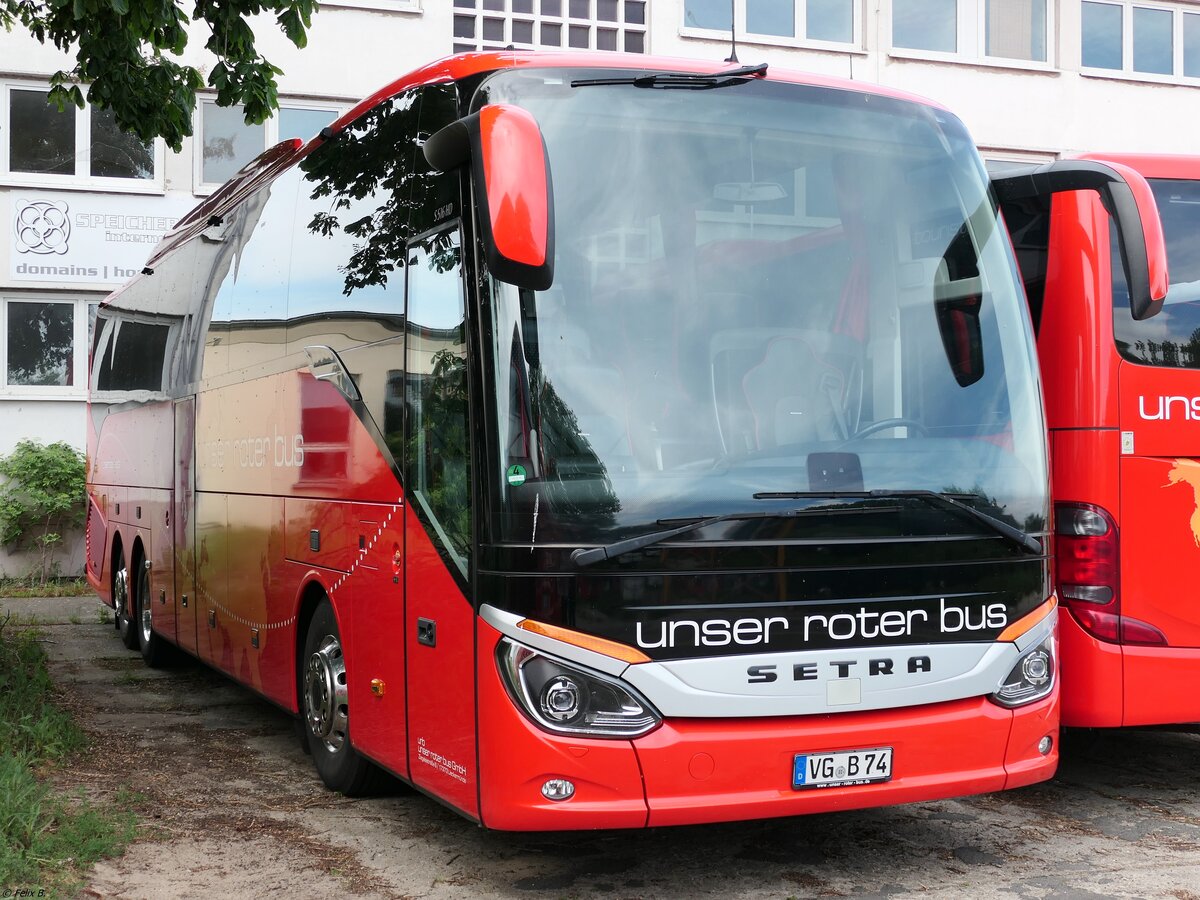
497 638 662 738
991 632 1057 708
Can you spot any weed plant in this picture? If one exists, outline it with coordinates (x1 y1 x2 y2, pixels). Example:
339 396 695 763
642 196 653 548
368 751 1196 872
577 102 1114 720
0 577 93 599
0 617 136 896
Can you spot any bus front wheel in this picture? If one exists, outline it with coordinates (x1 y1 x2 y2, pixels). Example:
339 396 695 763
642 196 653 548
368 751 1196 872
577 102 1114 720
301 600 381 796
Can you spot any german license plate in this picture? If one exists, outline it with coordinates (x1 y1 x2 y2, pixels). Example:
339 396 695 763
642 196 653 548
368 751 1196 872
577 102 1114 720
792 747 892 790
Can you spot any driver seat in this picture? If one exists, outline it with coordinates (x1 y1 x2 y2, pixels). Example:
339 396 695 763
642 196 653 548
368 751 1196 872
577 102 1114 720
740 336 848 450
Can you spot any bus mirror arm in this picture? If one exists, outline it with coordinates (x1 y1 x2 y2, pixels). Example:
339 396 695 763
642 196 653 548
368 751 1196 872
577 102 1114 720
425 105 555 292
991 160 1168 321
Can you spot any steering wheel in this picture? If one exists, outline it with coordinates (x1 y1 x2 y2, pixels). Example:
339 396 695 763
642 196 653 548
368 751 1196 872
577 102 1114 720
844 418 930 442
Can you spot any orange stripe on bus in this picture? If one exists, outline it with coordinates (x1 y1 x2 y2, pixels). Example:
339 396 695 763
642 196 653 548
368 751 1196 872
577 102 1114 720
516 619 650 664
997 595 1058 643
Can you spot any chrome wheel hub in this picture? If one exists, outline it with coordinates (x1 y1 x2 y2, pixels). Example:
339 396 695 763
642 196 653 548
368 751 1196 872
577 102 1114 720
114 566 129 621
304 635 348 753
139 578 152 645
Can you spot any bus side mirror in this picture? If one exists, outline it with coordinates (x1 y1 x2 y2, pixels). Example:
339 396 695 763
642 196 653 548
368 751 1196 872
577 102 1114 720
991 160 1167 320
425 104 555 291
934 266 985 387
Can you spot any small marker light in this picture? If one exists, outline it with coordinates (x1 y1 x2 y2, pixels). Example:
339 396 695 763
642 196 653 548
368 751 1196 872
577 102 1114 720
541 778 575 801
1038 735 1053 756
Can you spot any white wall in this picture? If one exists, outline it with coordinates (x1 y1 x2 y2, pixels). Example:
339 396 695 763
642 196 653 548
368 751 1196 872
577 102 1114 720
648 1 1200 158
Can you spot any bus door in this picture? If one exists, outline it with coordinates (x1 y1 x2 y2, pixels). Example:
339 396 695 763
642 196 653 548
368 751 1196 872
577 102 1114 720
173 397 199 654
402 227 479 817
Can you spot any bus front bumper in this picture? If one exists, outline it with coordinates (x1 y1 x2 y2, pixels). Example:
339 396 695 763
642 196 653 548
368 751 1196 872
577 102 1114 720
476 623 1059 831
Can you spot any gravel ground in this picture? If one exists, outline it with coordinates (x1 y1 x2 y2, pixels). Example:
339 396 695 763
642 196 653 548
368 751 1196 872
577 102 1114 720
5 595 1199 900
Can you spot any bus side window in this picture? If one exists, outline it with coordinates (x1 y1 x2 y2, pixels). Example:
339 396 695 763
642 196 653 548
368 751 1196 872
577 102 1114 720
999 200 1051 335
287 89 422 362
224 173 297 374
1113 178 1200 368
410 82 462 237
198 174 298 381
288 85 459 468
406 229 470 577
91 307 174 397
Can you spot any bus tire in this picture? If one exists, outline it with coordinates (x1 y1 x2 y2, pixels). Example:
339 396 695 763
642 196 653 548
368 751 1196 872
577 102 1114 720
136 559 176 668
114 548 138 651
301 600 382 795
293 715 312 755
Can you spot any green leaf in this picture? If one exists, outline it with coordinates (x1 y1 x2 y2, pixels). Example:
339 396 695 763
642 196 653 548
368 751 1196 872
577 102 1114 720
12 0 315 144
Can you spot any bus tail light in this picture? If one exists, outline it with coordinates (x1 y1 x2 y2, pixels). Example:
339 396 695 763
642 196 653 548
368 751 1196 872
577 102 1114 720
1055 502 1166 646
497 639 661 739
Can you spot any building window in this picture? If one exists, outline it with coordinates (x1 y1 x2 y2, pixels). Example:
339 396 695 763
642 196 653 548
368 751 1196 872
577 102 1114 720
985 0 1047 61
1 84 158 187
320 0 420 10
893 0 958 52
1082 1 1200 78
891 0 1050 62
197 101 340 190
7 300 74 387
1186 12 1200 76
683 0 857 46
453 0 647 53
0 297 94 397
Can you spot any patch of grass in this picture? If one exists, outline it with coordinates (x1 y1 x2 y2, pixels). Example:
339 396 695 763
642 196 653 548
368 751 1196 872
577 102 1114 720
0 621 84 760
0 756 137 895
0 617 137 896
0 577 93 599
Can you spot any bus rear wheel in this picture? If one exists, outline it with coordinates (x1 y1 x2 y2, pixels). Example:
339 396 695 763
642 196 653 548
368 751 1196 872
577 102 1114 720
301 600 382 796
114 549 138 651
136 559 175 668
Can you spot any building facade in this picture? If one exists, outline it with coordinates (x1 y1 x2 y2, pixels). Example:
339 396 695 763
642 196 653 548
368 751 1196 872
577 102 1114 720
0 0 1196 573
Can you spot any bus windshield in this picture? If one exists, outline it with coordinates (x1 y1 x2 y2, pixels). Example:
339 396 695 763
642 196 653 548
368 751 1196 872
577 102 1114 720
476 69 1048 547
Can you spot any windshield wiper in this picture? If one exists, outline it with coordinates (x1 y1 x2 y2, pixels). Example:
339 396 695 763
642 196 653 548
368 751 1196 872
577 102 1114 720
571 488 1041 568
753 489 1043 555
571 505 800 568
572 63 768 90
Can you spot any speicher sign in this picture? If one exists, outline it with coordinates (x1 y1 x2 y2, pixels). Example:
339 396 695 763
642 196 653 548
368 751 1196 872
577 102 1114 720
8 190 194 286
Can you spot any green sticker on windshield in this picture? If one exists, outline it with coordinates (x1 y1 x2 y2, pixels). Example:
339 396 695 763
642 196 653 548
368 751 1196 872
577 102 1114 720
506 464 527 487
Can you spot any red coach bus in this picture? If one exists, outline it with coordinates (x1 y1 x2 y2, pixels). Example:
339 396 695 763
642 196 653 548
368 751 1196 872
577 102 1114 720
1001 154 1198 728
85 53 1164 829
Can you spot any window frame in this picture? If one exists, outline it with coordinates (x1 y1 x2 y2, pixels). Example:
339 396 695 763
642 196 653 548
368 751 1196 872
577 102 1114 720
680 0 864 52
193 97 348 194
0 82 166 194
321 0 420 11
404 222 473 582
89 307 180 400
1080 0 1200 84
0 294 98 401
887 0 1057 70
452 0 648 53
